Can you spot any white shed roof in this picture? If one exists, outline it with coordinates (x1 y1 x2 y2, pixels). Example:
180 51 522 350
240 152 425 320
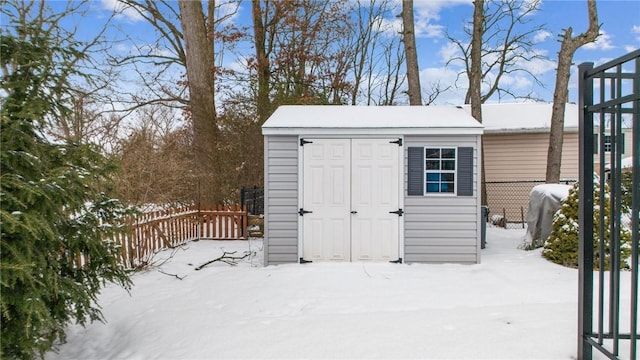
461 103 579 134
262 105 483 136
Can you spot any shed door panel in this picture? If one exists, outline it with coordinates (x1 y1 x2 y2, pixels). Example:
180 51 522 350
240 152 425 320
351 139 400 261
302 139 351 261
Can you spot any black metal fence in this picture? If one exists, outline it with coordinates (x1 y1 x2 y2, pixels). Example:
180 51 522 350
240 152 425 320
578 50 639 360
484 179 577 227
240 186 264 215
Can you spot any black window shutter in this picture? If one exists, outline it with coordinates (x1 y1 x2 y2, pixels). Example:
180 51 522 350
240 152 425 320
457 147 473 196
407 147 424 196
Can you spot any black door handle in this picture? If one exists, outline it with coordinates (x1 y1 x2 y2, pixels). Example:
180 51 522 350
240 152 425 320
351 211 357 214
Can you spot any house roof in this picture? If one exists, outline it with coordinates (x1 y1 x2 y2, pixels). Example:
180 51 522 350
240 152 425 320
461 103 579 134
605 156 634 170
262 105 484 136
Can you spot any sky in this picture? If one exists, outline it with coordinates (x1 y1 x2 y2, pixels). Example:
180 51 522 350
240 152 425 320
15 0 640 107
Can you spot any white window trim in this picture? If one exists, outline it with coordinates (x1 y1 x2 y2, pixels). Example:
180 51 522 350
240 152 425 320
423 146 457 196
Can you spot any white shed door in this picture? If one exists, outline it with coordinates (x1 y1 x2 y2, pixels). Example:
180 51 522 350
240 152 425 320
302 138 400 262
302 139 351 261
351 139 400 261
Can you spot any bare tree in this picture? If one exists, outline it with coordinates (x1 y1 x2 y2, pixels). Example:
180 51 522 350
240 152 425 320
401 0 422 105
247 0 354 107
348 0 405 106
545 0 599 183
50 93 124 153
377 35 406 105
448 0 547 104
469 0 484 122
469 0 487 205
113 1 241 111
112 0 188 112
178 0 220 205
251 0 271 123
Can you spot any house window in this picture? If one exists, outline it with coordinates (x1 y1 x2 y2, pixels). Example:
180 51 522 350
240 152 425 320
594 133 625 154
603 135 612 152
424 147 456 193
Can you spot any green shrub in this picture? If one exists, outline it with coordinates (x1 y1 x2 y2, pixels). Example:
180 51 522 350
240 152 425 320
543 181 632 269
0 5 132 358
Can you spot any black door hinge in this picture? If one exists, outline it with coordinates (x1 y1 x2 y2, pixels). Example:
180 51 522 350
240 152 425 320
298 208 312 216
390 258 403 264
389 209 404 216
390 138 402 146
300 139 313 146
300 258 313 264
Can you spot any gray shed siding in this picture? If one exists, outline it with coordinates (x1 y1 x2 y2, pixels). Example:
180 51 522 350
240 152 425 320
264 136 299 265
403 135 481 264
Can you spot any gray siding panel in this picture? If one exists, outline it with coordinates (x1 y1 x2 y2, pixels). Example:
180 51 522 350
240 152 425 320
268 198 298 206
405 229 478 239
268 229 298 238
268 189 298 198
404 254 477 264
405 213 477 223
268 254 299 263
265 136 299 265
405 236 477 246
404 197 477 207
268 245 298 254
403 135 480 264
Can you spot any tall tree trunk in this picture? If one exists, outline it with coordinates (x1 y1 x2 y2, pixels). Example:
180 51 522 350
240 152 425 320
546 0 599 183
470 0 487 205
469 0 483 121
402 0 421 105
252 0 271 123
178 0 219 205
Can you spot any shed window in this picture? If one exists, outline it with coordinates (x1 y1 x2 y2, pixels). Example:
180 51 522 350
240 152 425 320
425 148 456 194
407 146 473 197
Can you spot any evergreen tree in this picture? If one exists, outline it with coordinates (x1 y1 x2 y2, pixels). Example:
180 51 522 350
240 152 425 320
0 2 132 358
543 181 632 269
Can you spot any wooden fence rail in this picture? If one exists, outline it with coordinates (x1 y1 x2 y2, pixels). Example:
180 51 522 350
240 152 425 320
78 204 247 269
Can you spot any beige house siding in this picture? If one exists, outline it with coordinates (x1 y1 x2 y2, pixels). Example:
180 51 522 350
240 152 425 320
483 131 579 224
484 132 579 181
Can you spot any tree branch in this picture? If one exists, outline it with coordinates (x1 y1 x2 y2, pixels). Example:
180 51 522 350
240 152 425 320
195 250 252 270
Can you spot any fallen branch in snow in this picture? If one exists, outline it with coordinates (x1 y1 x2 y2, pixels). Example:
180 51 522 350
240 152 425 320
158 269 187 280
139 244 189 271
195 251 252 270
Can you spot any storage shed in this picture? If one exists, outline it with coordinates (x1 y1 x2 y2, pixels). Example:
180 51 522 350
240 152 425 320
262 105 484 265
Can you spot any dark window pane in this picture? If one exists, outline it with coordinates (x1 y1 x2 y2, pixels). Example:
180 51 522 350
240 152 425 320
426 183 439 193
442 160 455 170
426 173 440 181
604 135 612 152
426 160 440 170
441 182 455 193
441 173 454 182
441 148 456 158
425 148 440 158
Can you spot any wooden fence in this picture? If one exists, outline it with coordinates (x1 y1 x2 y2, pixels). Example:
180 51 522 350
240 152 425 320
93 204 247 269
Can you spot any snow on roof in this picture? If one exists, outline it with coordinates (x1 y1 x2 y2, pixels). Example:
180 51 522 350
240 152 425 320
262 105 483 136
605 156 634 170
461 103 579 134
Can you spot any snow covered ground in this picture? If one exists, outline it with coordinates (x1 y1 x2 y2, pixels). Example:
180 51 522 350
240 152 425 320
47 227 634 360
